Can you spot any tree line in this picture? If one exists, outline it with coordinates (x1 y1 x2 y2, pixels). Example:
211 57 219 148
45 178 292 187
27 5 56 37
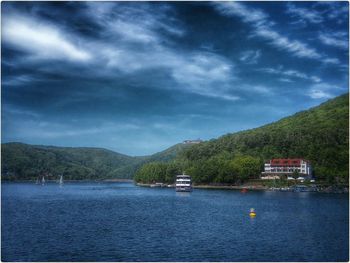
134 153 261 184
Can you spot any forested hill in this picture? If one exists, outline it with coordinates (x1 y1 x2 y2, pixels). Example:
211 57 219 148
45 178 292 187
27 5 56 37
1 142 191 181
135 93 349 184
1 143 146 180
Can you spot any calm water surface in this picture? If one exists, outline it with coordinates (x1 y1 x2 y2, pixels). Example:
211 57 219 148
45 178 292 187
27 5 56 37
2 182 349 261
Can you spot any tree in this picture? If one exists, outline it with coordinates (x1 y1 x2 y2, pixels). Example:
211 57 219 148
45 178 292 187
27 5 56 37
292 170 299 180
230 155 262 184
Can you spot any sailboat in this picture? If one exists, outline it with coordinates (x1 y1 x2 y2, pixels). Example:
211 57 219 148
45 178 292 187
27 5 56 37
59 175 63 186
35 177 40 185
41 176 45 185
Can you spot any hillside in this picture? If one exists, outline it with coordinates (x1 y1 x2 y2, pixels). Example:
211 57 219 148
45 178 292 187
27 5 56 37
1 141 192 181
146 143 193 162
135 93 349 185
1 143 146 180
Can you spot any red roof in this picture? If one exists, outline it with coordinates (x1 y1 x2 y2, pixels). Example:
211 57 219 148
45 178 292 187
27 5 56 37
270 159 305 166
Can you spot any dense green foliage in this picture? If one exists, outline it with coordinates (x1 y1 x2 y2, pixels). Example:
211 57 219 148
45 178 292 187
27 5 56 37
1 143 146 180
1 142 191 181
134 162 182 184
135 93 349 185
146 143 192 162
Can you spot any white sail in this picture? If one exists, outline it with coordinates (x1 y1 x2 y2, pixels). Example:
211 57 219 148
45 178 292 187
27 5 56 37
59 175 63 185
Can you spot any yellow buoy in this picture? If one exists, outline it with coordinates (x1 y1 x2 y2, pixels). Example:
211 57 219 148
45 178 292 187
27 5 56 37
249 208 256 217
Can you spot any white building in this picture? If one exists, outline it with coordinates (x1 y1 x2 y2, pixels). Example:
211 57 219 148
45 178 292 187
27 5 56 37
183 139 202 144
261 158 312 180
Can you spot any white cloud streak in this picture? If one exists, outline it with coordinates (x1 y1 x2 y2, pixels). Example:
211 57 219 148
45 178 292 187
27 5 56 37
315 2 348 24
258 67 322 83
307 83 342 99
239 50 261 64
2 15 92 62
308 89 333 99
7 119 141 139
253 26 321 59
319 32 348 50
286 3 323 24
213 2 340 64
279 78 293 83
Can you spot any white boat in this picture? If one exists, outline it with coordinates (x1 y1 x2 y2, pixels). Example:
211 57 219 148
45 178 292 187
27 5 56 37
175 174 192 192
59 175 63 186
41 176 45 185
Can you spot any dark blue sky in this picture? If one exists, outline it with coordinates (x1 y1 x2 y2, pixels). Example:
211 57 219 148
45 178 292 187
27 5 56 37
2 1 349 156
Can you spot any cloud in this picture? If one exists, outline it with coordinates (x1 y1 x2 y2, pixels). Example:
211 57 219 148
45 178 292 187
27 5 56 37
3 3 239 102
214 1 270 26
315 2 349 24
258 67 322 83
310 76 322 83
85 2 184 45
286 3 323 24
279 78 293 83
249 85 272 95
323 58 340 65
307 83 342 99
171 52 239 101
2 74 42 87
82 3 239 101
5 118 141 139
253 26 321 59
308 90 333 99
319 32 348 50
96 46 238 101
239 50 261 64
3 104 41 118
213 2 340 65
2 14 92 62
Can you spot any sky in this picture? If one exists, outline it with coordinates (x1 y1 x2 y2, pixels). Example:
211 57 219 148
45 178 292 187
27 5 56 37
1 1 349 156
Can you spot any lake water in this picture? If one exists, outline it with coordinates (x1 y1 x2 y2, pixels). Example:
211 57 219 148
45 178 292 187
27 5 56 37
2 182 349 262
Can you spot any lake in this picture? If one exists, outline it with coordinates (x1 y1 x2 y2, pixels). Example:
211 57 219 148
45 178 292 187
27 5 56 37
2 182 348 261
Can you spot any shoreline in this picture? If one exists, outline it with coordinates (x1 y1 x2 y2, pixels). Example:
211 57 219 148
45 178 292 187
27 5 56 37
2 179 134 183
136 183 267 191
135 183 349 193
193 185 268 191
2 180 348 193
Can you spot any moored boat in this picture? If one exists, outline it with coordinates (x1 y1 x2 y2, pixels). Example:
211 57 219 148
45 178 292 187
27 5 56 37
175 173 192 192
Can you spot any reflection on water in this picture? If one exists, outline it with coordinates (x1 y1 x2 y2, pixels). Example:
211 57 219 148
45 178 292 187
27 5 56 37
175 191 191 197
1 182 349 262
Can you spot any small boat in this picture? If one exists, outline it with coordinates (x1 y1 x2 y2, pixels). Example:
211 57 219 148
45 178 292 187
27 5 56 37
241 188 248 193
150 183 166 188
175 173 192 192
41 176 45 185
59 175 63 186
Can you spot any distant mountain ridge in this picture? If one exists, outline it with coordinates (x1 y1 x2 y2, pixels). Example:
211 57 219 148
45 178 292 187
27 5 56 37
1 143 141 180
